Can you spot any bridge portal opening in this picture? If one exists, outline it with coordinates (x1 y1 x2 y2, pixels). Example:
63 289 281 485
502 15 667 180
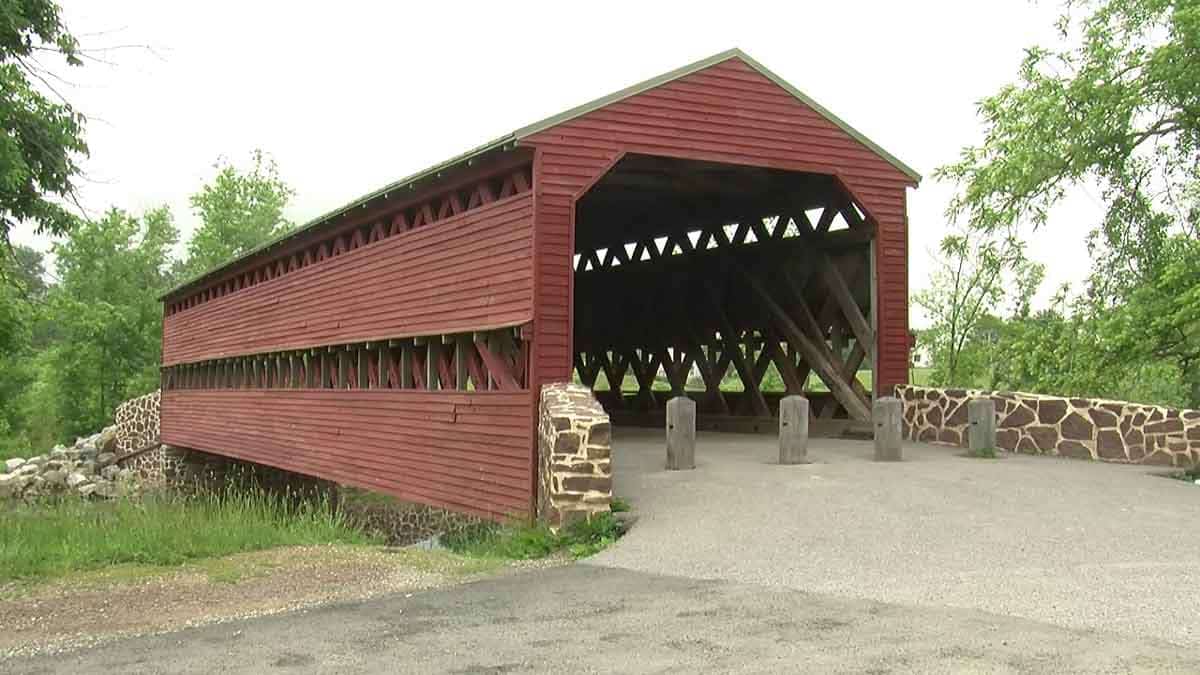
572 154 878 436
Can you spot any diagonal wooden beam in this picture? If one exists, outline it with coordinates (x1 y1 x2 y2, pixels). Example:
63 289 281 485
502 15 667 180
821 253 877 366
735 265 871 422
475 340 519 390
465 342 488 390
764 333 804 394
687 336 730 415
781 265 870 410
624 349 659 410
746 215 772 243
597 350 629 408
708 285 770 417
815 204 838 233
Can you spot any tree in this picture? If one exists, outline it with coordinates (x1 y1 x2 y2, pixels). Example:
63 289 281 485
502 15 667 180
914 227 1040 386
937 0 1200 406
0 0 87 247
0 246 43 453
45 207 177 437
182 150 294 277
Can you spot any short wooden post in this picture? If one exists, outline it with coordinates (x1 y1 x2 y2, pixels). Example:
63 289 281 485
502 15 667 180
968 398 997 453
666 396 696 470
779 395 809 464
873 396 903 461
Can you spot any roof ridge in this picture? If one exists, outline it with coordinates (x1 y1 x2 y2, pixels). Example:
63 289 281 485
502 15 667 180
162 48 918 299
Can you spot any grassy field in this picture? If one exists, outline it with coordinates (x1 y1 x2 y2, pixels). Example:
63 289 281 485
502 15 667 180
0 487 375 584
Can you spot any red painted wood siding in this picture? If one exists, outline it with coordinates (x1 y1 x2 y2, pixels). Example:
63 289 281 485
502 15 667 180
161 389 533 519
162 193 535 366
524 56 912 391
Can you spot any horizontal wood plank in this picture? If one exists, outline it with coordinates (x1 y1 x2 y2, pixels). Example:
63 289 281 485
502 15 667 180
161 389 534 519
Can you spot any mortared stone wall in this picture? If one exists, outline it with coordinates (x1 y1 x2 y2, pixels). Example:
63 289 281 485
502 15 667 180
897 385 1200 467
537 382 612 528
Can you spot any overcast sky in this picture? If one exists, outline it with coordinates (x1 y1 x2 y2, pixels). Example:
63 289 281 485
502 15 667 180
16 0 1102 325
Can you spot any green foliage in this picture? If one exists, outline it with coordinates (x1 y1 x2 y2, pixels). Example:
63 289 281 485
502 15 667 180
610 496 631 513
0 150 296 453
41 207 177 437
0 486 373 583
443 513 625 560
441 520 559 560
561 513 623 558
936 0 1200 407
0 247 43 456
0 0 86 245
992 285 1192 406
915 226 1044 387
181 150 294 278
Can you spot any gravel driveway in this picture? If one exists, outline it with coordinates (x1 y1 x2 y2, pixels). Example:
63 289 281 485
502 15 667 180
592 429 1200 645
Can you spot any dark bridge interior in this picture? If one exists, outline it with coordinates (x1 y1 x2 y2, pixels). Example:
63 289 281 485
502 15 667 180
571 154 879 434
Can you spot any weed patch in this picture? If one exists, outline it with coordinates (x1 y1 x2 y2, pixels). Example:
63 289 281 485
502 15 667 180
443 513 625 560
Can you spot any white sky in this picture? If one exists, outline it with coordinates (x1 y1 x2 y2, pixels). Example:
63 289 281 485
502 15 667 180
15 0 1104 326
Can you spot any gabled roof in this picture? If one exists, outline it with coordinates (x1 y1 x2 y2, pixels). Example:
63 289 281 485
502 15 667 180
513 48 920 183
162 48 918 300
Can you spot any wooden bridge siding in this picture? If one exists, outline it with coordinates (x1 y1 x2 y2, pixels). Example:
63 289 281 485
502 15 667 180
162 193 535 366
525 57 912 391
161 389 534 518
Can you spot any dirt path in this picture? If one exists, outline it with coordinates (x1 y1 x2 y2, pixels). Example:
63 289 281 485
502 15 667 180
0 544 557 658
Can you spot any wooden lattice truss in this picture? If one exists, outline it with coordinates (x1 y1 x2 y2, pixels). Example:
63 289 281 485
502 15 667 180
162 327 529 393
168 163 532 316
573 179 876 422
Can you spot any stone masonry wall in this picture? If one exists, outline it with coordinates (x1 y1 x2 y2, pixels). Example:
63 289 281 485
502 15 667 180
112 389 195 483
538 382 613 528
897 385 1200 467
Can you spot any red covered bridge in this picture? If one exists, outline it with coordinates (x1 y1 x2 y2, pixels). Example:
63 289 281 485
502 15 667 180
158 49 919 519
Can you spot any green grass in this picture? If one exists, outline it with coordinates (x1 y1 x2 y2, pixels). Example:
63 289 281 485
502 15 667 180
0 487 375 584
443 512 624 560
610 496 631 513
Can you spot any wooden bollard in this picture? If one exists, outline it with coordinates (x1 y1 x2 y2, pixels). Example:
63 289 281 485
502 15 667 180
968 398 997 454
666 396 696 470
873 396 903 461
779 395 810 464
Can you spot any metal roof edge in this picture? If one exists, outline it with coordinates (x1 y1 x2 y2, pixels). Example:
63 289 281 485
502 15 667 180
159 132 516 300
731 49 922 185
511 48 746 140
513 47 921 186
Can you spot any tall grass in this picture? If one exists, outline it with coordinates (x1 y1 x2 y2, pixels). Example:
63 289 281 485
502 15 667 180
0 486 374 583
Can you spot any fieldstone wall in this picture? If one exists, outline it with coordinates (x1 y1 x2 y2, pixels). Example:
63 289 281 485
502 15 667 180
114 389 161 452
538 382 612 528
0 427 140 499
897 385 1200 467
112 389 200 483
